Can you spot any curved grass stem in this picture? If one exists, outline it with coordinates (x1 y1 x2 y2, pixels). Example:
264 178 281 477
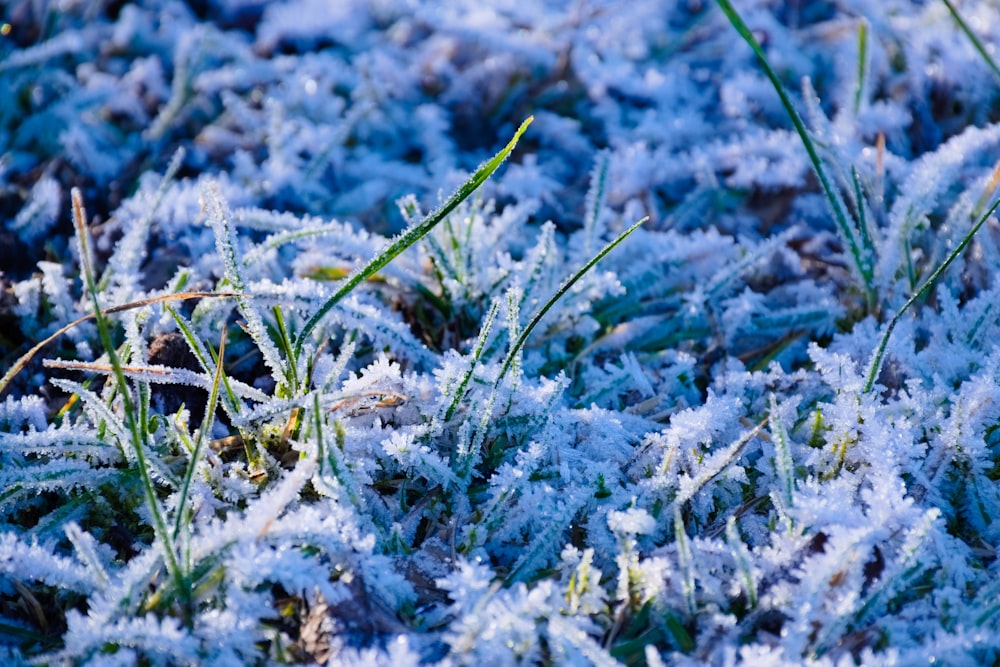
716 0 875 309
863 197 1000 392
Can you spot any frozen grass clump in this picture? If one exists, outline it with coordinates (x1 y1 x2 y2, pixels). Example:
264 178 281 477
3 0 1000 664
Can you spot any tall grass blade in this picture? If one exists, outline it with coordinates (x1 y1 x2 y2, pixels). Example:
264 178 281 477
942 0 1000 83
444 297 500 422
851 167 877 312
173 327 226 541
71 188 190 623
497 217 647 384
726 517 757 608
674 505 696 615
715 0 874 307
864 197 1000 392
272 305 299 392
294 116 534 358
853 20 869 115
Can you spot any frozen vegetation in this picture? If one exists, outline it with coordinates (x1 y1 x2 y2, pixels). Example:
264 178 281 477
2 0 1000 664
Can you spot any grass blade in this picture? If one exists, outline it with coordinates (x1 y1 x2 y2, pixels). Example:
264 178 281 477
173 327 227 541
498 217 648 384
715 0 874 308
942 0 1000 83
444 297 500 422
294 116 534 359
853 19 869 115
851 167 877 313
864 197 1000 392
272 305 299 392
71 188 191 623
204 182 289 387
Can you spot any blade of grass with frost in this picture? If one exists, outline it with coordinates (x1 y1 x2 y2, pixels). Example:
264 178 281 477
70 189 191 624
851 167 878 313
240 223 364 268
942 0 1000 83
272 305 299 390
99 147 185 291
173 328 227 543
204 182 289 391
164 305 243 419
769 394 795 531
444 297 500 422
504 286 523 385
460 199 480 278
294 116 533 359
705 228 796 301
726 517 757 608
716 0 875 307
864 197 1000 392
583 151 610 258
851 168 876 263
497 217 647 384
971 161 1000 223
966 302 994 347
458 217 646 478
65 522 109 591
514 224 555 332
423 232 460 296
853 20 868 115
974 577 1000 626
674 505 696 615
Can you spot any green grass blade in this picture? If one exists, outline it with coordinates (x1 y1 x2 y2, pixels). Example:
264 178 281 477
726 517 757 608
942 0 1000 83
164 305 243 418
851 167 877 312
715 0 873 307
674 505 696 614
864 197 1000 392
294 116 533 358
272 305 299 391
71 189 191 623
497 217 648 384
853 19 869 115
173 329 227 541
444 297 500 422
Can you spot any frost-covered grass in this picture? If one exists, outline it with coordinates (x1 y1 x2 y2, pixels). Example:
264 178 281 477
3 0 1000 664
